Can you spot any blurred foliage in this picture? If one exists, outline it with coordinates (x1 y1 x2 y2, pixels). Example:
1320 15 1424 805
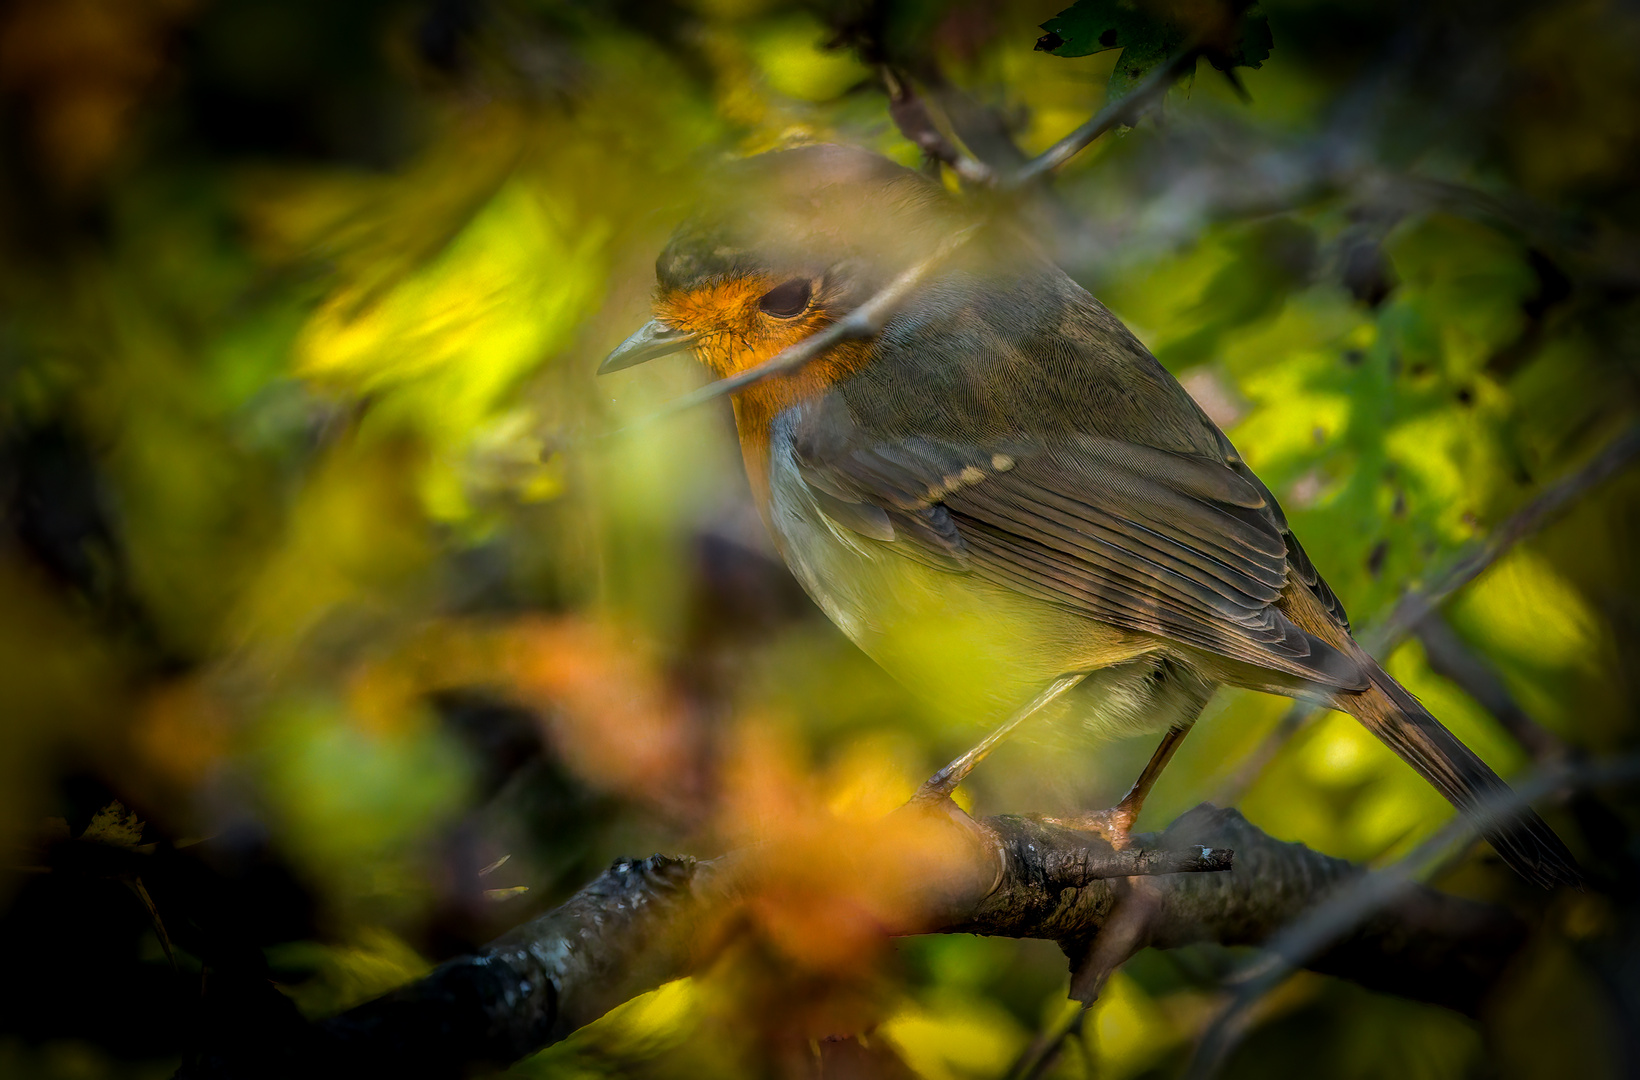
0 0 1637 1078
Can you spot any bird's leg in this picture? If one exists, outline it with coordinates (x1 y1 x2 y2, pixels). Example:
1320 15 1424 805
1050 667 1217 849
913 673 1089 802
1066 723 1195 849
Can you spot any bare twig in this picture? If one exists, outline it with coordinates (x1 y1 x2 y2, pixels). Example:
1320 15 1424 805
1185 755 1640 1079
1007 1003 1088 1080
1216 423 1640 804
125 876 178 972
1386 424 1640 626
881 67 995 185
1415 612 1567 762
1047 843 1233 884
1068 879 1163 1002
1009 46 1203 186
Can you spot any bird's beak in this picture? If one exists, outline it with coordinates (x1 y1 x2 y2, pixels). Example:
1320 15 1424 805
598 320 699 374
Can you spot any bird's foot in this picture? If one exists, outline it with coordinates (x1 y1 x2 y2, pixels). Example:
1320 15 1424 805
1045 803 1140 850
1043 722 1192 850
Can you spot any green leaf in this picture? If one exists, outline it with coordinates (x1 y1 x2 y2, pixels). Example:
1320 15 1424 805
1036 0 1272 99
1109 35 1182 97
1214 6 1273 71
1035 0 1182 61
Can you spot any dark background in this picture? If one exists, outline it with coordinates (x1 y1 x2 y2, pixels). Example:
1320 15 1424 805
1 0 1637 1076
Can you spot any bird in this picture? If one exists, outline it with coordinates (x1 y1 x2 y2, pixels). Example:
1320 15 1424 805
599 143 1580 889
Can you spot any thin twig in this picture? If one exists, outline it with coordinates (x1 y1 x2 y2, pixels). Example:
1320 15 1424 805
1009 46 1203 186
1215 423 1640 804
1046 843 1234 885
1185 755 1640 1079
125 875 177 972
881 66 995 185
1415 612 1567 762
1008 1003 1088 1080
1385 423 1640 626
1068 879 1163 1002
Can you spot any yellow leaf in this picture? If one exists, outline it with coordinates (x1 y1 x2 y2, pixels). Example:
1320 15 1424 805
81 801 145 849
880 994 1030 1080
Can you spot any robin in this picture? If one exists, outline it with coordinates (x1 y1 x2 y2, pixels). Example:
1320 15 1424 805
600 144 1579 889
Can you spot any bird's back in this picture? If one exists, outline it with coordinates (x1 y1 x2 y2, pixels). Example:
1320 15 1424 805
841 260 1231 461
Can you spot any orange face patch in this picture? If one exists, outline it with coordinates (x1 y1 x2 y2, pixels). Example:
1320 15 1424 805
655 279 761 379
654 274 873 512
656 275 870 418
654 276 813 379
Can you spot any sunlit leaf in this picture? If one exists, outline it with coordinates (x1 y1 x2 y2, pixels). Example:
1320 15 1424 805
1091 970 1179 1079
80 800 145 849
267 927 431 1018
880 993 1030 1080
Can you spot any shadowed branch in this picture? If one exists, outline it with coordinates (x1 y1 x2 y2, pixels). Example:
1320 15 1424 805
1185 755 1640 1078
177 803 1533 1079
1009 45 1203 185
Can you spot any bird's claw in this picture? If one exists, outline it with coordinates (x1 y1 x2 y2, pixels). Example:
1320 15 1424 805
1045 804 1141 850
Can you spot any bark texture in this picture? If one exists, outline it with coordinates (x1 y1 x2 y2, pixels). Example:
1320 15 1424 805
177 803 1528 1079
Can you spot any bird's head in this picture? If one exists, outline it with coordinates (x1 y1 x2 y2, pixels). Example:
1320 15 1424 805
600 144 964 393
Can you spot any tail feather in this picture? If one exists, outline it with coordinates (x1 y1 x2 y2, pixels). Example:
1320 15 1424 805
1342 662 1582 890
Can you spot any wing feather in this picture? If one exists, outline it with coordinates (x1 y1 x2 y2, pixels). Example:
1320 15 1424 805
780 276 1360 689
792 416 1365 690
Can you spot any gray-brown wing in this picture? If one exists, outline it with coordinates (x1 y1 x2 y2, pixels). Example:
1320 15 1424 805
1196 422 1351 633
790 402 1366 691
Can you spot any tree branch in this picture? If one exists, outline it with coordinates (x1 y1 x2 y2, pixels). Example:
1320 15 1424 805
1008 46 1203 186
1185 756 1640 1078
178 803 1533 1079
880 66 996 185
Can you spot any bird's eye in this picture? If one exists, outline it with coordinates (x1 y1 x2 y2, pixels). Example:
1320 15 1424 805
757 279 812 318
